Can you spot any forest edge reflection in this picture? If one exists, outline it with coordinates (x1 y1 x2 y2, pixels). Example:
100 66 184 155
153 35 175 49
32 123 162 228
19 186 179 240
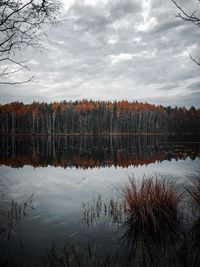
0 135 199 169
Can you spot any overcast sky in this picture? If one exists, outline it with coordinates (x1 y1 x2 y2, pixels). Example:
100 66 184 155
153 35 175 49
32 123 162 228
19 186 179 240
0 0 200 107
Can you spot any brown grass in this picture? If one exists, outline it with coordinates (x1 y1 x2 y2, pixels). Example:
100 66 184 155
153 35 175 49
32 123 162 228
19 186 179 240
119 175 184 264
120 175 183 238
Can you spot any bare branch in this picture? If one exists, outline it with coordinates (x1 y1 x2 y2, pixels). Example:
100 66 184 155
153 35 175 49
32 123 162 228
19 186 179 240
0 58 30 70
190 54 200 65
0 66 27 77
0 75 35 85
172 0 200 66
172 0 200 27
0 0 61 84
0 1 34 27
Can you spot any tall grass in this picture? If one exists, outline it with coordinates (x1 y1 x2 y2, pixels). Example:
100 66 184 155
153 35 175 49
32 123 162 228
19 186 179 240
120 175 182 230
119 175 184 265
0 194 34 239
82 195 127 226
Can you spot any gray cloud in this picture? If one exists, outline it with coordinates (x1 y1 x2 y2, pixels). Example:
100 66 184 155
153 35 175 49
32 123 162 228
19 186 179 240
0 0 200 107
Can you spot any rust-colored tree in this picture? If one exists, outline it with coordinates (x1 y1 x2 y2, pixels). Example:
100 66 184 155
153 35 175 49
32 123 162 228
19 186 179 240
0 100 199 135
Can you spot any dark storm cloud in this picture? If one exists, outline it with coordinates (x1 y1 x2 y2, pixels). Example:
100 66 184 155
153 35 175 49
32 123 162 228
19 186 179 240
0 0 199 107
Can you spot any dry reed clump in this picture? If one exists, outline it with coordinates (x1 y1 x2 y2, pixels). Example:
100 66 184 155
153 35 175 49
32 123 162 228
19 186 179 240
120 175 183 234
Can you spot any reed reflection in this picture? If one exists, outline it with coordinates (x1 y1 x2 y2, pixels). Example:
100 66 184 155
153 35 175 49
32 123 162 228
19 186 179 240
0 191 34 266
191 217 200 267
0 194 34 240
187 177 200 266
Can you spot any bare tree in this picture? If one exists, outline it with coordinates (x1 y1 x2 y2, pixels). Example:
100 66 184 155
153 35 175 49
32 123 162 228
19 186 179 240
0 0 61 85
172 0 200 65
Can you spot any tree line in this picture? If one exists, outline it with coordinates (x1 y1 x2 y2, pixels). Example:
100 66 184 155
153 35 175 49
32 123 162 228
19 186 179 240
0 100 199 135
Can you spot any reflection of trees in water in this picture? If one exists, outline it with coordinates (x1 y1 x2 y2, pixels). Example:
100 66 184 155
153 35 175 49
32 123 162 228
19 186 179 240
0 135 199 168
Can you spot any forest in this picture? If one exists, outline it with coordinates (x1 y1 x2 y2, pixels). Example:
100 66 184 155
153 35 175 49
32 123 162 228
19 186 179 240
0 100 199 135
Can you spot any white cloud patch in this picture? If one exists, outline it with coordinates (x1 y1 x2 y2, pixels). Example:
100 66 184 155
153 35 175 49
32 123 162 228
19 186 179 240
109 53 136 64
109 49 157 64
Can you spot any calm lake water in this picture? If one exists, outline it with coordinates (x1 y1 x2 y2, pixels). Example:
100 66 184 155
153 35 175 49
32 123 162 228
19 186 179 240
0 135 200 266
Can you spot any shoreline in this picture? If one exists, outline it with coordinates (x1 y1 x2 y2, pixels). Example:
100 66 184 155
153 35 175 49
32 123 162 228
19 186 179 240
0 132 198 137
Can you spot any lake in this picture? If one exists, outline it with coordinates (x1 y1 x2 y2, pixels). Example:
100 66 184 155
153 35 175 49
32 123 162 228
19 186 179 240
0 135 200 266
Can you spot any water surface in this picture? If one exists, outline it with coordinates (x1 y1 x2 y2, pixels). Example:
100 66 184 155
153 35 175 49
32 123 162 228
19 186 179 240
0 135 200 266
